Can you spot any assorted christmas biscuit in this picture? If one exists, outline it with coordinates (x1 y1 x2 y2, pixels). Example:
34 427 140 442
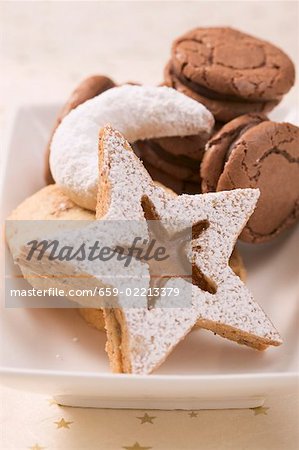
6 26 299 374
164 27 295 121
8 126 281 374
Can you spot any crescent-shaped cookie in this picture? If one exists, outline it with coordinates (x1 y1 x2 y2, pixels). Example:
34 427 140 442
50 85 214 210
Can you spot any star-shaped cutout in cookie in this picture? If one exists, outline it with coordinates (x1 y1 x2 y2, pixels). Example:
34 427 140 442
113 214 211 310
20 125 281 375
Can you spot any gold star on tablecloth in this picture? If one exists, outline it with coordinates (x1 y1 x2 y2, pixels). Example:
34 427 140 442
54 418 73 429
188 411 198 418
29 444 45 450
250 406 269 416
137 413 156 424
123 442 152 450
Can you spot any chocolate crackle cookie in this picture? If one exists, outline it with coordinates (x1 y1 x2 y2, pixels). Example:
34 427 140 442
135 134 207 194
165 27 295 122
201 114 299 243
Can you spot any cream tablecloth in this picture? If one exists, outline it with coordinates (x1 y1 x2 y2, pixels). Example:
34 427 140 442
1 2 298 449
0 387 298 450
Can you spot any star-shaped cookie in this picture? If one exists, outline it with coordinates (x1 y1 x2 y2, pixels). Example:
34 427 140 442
97 125 281 374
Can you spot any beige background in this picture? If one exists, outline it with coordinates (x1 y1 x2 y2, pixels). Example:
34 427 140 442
0 0 298 129
1 1 299 449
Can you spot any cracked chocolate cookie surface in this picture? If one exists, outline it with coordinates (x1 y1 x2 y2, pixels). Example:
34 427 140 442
201 113 268 192
202 117 299 243
166 27 295 121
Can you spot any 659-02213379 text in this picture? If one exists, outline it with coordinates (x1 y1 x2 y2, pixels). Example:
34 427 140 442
9 286 181 298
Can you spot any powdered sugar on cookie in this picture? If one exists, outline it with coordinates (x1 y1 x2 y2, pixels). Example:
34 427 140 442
97 126 281 374
50 85 214 210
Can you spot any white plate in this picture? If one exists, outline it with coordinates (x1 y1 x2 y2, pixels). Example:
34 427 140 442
0 104 298 410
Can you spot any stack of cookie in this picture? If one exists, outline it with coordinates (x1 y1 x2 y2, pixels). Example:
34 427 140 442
5 26 299 375
201 114 299 242
162 27 298 243
164 27 295 122
135 27 297 198
135 135 206 194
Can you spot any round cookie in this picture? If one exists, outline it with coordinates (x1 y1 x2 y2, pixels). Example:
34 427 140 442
201 113 268 192
136 138 201 183
164 61 279 123
166 27 295 121
45 75 116 184
202 118 299 243
6 184 94 263
50 85 214 210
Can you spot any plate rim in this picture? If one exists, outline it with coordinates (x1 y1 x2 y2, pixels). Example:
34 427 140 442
1 366 299 381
